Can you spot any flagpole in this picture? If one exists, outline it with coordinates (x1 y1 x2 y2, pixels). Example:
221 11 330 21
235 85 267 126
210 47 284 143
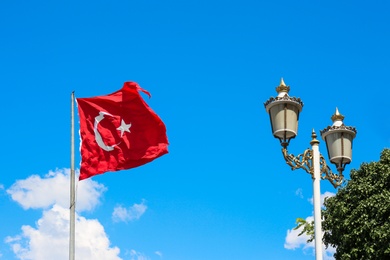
70 92 75 260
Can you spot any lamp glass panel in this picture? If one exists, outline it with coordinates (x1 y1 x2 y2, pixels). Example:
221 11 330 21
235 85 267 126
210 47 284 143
269 103 299 140
342 133 353 160
325 132 353 165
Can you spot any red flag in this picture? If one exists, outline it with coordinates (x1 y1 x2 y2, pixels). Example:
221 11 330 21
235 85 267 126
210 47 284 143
77 82 169 180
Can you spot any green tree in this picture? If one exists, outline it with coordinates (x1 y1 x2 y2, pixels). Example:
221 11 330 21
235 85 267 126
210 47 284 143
296 149 390 259
322 148 390 259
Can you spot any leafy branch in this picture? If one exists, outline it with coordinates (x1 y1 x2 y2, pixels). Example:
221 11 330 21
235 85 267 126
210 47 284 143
294 217 315 243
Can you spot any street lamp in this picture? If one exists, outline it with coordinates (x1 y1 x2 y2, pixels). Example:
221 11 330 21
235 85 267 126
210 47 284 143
264 79 357 260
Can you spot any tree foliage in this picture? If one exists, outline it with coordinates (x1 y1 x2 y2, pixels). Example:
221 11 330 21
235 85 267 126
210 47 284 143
323 149 390 259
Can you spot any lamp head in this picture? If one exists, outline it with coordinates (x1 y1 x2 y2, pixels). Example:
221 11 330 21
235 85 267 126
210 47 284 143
320 108 357 172
264 79 304 147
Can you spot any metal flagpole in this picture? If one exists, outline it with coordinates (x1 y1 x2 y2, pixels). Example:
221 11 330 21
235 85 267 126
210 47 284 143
70 92 76 260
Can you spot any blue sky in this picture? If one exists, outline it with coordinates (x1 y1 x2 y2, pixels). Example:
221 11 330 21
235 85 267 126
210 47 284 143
1 0 389 259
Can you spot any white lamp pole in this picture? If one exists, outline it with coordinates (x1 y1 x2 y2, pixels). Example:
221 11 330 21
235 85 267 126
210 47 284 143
264 79 357 260
310 133 322 259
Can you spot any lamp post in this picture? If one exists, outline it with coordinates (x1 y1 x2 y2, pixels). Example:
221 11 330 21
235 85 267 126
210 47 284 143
264 79 357 260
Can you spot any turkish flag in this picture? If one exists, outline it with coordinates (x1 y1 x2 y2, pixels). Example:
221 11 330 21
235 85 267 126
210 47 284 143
77 82 169 180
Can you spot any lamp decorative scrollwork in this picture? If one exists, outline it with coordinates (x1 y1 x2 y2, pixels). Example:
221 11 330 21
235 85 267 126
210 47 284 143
280 130 347 188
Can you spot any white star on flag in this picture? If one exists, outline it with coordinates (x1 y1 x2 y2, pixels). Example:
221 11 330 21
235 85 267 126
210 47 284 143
117 119 132 137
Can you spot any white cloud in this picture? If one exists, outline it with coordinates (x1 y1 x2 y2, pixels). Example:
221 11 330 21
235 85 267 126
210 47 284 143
112 200 147 223
5 204 121 260
308 191 336 207
5 169 124 260
6 168 106 212
155 251 163 258
285 191 337 259
128 249 150 260
295 188 304 199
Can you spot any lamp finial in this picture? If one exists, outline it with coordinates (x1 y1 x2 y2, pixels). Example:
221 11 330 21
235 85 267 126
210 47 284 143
276 78 290 97
310 129 320 145
331 107 345 126
280 78 286 86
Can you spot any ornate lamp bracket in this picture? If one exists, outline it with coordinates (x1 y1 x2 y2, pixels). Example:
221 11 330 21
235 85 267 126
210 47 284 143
281 147 344 188
319 154 344 188
281 147 313 176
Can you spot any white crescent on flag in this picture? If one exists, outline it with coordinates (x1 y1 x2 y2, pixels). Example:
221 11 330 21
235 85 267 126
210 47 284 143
94 111 132 151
